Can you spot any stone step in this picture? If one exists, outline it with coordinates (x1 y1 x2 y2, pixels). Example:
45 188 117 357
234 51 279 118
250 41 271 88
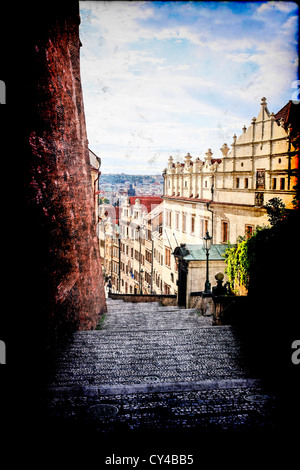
45 299 278 433
48 326 249 388
102 300 207 330
102 311 212 330
46 378 276 434
104 298 211 330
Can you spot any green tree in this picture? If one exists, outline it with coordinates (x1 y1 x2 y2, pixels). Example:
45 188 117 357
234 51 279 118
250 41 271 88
264 197 286 227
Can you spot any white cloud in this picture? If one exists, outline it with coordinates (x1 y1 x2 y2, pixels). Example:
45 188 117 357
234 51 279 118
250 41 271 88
281 14 299 35
257 1 298 14
79 1 299 174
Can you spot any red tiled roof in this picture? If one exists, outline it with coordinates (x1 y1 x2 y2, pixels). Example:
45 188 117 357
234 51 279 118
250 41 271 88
275 101 292 123
274 100 299 133
129 196 163 214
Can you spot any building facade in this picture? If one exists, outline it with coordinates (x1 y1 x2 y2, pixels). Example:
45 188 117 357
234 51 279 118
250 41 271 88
99 196 165 295
98 98 298 303
163 98 298 249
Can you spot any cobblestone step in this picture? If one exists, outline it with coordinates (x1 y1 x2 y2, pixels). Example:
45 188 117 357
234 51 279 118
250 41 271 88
45 299 278 434
46 379 276 434
103 297 212 330
48 327 249 388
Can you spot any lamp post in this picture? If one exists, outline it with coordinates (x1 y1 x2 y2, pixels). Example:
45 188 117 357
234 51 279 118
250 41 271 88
203 231 212 294
137 224 145 295
140 268 144 294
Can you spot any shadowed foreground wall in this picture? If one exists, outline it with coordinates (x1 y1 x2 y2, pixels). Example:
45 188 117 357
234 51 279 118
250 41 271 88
23 2 106 353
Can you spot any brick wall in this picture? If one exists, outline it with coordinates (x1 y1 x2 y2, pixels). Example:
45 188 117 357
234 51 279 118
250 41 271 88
23 2 106 351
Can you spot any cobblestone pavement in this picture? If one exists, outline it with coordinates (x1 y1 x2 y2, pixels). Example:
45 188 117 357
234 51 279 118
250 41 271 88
45 298 278 435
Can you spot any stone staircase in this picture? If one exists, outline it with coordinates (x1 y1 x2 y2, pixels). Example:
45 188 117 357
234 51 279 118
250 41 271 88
45 298 277 435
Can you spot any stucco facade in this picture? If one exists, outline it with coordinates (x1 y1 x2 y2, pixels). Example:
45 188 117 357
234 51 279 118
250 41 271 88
163 98 298 248
98 98 298 304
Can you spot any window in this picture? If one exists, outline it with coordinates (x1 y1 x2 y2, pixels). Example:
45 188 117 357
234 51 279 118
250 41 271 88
182 213 186 232
165 210 172 228
200 218 208 237
165 247 171 267
280 178 285 190
221 221 228 243
164 283 171 295
272 178 277 190
256 170 265 189
145 249 152 264
191 215 195 234
244 178 248 189
236 178 240 189
175 212 179 231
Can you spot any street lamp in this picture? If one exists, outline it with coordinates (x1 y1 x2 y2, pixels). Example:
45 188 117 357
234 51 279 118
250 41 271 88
140 268 144 294
203 231 212 294
137 224 145 295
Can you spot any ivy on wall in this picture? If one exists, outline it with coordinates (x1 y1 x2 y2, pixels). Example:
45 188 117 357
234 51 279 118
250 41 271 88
224 227 265 292
224 197 290 293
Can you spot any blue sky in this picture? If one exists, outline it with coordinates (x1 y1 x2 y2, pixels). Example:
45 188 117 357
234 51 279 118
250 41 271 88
79 1 299 174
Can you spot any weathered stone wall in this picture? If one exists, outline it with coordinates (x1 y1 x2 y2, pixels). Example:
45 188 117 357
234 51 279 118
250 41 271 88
108 293 177 306
23 2 106 350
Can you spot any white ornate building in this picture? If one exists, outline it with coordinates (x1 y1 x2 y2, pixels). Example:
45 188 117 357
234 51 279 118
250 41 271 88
99 98 298 304
163 98 298 247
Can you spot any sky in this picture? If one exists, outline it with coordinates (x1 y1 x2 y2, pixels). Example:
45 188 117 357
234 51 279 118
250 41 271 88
79 1 299 175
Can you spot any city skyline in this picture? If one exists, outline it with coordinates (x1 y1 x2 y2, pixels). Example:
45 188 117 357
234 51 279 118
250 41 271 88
79 1 299 175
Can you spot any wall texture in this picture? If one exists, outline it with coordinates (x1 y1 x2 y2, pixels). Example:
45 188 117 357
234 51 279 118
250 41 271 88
23 3 106 352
